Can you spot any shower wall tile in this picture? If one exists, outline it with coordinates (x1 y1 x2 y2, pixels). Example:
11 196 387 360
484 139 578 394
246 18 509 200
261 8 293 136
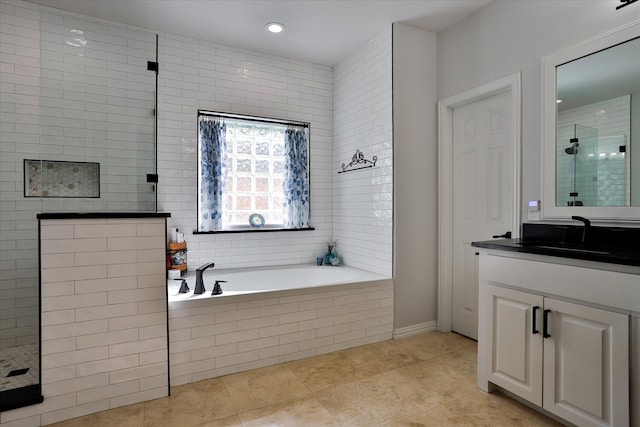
0 0 156 356
332 26 393 277
0 0 41 352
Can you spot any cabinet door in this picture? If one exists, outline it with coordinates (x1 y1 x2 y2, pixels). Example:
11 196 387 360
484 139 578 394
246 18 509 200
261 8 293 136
543 298 629 427
482 284 543 406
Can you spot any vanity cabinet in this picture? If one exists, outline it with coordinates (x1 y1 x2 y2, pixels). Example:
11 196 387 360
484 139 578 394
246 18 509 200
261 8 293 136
482 284 628 427
477 252 637 427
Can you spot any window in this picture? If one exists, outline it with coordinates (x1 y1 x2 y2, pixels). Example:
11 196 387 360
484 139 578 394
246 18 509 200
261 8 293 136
197 112 311 232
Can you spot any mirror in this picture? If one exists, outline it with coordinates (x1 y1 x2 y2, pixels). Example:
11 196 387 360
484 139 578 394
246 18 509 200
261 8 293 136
542 21 640 221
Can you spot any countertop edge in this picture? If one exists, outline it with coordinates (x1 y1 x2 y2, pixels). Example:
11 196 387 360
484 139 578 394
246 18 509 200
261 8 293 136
472 239 640 267
37 212 171 219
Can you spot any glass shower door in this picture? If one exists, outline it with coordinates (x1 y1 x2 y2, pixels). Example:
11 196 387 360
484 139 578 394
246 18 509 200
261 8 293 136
556 124 598 206
0 6 157 411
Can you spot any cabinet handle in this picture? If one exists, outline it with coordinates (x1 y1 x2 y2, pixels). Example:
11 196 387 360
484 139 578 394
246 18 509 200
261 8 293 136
543 309 551 338
532 305 540 334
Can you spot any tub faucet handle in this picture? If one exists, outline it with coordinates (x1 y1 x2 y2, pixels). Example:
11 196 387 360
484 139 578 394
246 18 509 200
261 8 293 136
175 278 189 294
194 261 215 294
212 280 227 296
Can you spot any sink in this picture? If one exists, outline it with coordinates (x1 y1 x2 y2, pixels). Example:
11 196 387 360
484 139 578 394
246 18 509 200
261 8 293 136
535 245 611 255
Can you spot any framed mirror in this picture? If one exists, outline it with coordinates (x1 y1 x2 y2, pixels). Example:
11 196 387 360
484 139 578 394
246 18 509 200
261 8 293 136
541 20 640 221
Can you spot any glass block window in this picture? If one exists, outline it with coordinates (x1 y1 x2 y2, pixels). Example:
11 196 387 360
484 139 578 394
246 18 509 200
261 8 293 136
225 122 286 226
197 112 310 232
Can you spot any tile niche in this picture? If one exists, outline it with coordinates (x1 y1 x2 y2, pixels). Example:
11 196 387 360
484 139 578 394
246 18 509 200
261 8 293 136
24 160 100 198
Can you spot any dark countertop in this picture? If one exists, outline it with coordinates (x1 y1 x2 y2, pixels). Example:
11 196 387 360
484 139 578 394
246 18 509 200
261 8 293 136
472 223 640 267
472 238 640 267
37 212 171 219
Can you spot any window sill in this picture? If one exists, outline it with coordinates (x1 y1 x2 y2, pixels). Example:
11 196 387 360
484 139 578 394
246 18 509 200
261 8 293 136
193 227 315 235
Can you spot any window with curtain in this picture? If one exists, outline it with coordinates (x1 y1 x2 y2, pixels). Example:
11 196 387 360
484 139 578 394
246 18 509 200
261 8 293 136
197 112 311 232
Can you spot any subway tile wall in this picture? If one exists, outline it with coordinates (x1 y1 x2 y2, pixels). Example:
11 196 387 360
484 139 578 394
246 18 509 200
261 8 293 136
333 26 393 276
156 31 334 271
0 0 157 352
1 0 44 353
2 0 394 278
168 279 393 386
556 95 631 207
0 217 168 427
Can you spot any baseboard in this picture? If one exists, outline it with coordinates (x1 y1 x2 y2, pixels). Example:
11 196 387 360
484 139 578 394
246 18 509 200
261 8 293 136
392 320 437 339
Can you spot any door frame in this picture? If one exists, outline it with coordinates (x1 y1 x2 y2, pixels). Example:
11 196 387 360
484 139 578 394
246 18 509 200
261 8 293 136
437 73 522 333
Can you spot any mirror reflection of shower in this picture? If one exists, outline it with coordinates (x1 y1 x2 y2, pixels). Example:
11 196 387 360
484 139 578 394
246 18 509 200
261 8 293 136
566 127 582 206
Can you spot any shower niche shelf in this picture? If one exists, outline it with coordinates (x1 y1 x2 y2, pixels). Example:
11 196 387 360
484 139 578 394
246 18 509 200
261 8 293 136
24 160 100 198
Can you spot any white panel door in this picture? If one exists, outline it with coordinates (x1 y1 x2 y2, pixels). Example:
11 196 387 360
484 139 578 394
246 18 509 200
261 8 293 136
543 298 629 427
452 90 514 339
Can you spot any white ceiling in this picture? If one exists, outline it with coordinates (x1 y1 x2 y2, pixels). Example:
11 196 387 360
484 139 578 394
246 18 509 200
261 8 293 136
26 0 492 65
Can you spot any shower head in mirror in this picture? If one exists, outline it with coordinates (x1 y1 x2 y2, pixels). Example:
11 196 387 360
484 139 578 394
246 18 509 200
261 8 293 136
565 144 578 155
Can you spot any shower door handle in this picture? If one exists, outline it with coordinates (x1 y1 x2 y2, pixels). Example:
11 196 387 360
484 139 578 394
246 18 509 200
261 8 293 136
492 231 512 239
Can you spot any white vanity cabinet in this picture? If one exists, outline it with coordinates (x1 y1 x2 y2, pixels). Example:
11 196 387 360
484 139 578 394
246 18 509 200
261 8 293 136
477 252 638 427
633 315 640 427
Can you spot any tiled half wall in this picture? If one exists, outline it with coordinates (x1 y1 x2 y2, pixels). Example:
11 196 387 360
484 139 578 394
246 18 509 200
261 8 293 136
0 217 168 427
168 280 393 386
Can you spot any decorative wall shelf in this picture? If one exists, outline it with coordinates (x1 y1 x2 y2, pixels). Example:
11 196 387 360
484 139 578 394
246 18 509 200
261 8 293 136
338 149 377 174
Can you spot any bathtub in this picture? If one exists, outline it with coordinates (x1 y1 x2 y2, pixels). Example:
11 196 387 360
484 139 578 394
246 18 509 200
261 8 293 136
166 264 394 386
167 264 389 301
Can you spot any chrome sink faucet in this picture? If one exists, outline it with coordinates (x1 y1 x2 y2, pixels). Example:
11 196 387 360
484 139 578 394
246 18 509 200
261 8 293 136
194 262 215 294
571 216 591 245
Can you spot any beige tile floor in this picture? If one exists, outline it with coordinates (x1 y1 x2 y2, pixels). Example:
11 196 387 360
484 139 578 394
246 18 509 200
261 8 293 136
50 332 561 426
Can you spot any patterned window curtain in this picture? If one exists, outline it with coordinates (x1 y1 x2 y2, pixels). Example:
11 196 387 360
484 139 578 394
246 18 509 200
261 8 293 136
283 126 310 228
199 118 227 231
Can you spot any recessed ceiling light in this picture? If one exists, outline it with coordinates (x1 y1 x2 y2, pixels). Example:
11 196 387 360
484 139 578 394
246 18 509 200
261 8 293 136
266 22 285 34
556 99 563 103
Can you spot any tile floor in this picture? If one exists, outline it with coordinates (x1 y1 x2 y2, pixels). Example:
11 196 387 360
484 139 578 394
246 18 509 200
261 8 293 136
50 332 560 426
0 344 39 392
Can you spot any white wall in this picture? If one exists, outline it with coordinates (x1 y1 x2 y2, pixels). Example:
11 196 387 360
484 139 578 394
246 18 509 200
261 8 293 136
156 29 334 271
392 24 438 330
437 0 638 220
332 26 393 277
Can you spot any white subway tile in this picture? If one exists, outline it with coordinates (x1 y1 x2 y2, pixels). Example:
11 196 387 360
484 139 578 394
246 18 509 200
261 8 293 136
76 328 139 350
215 349 259 368
76 354 139 377
75 379 139 405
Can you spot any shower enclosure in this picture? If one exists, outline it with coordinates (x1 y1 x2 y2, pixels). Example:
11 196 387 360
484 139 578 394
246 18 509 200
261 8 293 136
556 124 630 207
556 124 598 207
0 6 157 411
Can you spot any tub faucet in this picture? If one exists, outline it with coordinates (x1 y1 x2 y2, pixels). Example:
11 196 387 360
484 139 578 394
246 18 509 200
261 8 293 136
194 261 215 294
571 216 591 245
211 280 227 296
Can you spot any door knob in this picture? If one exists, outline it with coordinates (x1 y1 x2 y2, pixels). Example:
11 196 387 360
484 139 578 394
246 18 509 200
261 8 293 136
492 231 512 239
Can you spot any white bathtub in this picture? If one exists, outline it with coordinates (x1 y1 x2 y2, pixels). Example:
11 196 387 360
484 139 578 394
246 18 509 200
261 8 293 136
167 264 389 302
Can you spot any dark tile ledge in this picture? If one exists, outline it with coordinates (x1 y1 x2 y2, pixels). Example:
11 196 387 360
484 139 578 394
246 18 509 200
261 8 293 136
37 212 171 219
472 223 640 267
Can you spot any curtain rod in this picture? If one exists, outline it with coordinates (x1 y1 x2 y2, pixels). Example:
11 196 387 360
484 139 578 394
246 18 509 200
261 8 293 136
198 110 309 128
